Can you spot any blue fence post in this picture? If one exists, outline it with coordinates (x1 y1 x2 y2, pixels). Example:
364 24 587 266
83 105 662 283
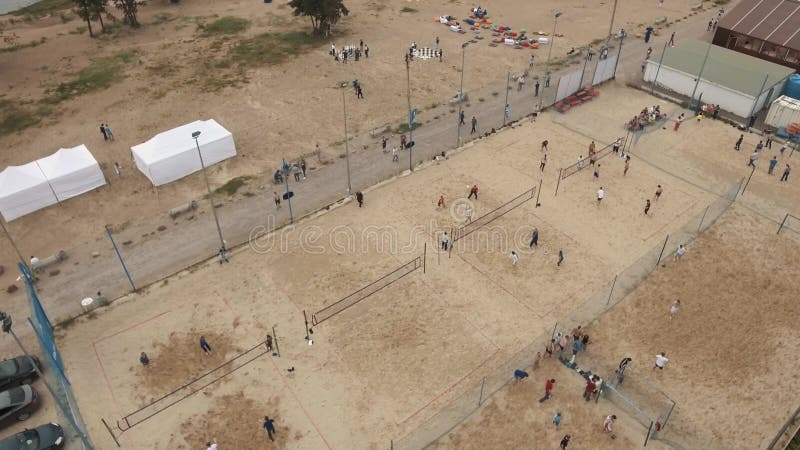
105 225 136 292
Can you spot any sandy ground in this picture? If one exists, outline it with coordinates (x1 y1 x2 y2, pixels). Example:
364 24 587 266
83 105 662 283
52 101 715 449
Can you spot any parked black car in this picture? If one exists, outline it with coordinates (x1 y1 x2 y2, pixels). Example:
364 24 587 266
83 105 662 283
0 423 64 450
0 357 40 392
0 385 39 427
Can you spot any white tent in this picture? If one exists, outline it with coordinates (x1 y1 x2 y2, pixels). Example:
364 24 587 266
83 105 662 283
131 119 237 186
0 145 106 222
36 145 107 202
0 163 58 222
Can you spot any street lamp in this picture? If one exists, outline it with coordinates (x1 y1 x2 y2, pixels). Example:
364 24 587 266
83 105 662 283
405 56 416 171
340 86 352 193
456 41 468 147
539 11 562 111
192 131 226 252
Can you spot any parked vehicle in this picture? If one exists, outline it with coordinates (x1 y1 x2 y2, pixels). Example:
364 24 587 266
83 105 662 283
0 385 39 427
0 357 40 391
0 423 65 450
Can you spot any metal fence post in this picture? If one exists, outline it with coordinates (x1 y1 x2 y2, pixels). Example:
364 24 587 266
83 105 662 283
478 376 486 406
105 225 136 292
272 325 281 357
606 274 618 306
644 420 654 446
535 178 543 207
697 205 710 232
502 72 510 126
655 234 670 267
555 169 562 196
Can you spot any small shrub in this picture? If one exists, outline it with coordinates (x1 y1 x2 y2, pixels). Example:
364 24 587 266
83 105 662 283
400 6 418 13
201 17 250 35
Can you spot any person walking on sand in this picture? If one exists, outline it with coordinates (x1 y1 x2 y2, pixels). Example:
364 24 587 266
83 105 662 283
400 134 407 149
437 194 446 208
604 414 617 433
459 110 466 125
300 158 307 179
441 232 450 251
273 192 281 209
381 136 388 152
670 299 681 319
616 357 632 383
553 412 562 428
465 205 473 223
392 146 399 162
557 250 564 267
356 191 364 207
674 244 686 261
735 134 743 151
781 164 791 182
541 140 549 152
263 416 276 441
560 435 571 450
517 74 525 91
468 184 478 200
104 124 114 141
529 228 539 248
114 162 122 177
200 336 212 354
139 352 149 366
653 353 669 370
644 199 651 215
540 378 556 402
100 124 108 141
471 116 477 134
540 153 547 172
654 184 663 200
535 80 540 97
593 164 600 179
510 251 519 265
597 187 605 206
533 351 542 370
624 156 630 176
769 156 778 175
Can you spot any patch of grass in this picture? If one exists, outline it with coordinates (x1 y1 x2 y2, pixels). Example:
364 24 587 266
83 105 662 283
201 17 250 35
0 37 46 53
396 122 421 133
229 31 323 67
12 0 71 17
45 51 135 103
400 6 418 13
216 176 252 196
0 101 51 136
589 37 604 46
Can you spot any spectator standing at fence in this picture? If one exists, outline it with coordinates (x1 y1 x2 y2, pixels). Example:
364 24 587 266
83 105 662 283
583 377 596 401
200 336 212 354
557 250 564 267
559 434 571 449
441 232 450 251
218 246 229 264
653 353 669 371
597 187 605 206
735 134 743 151
139 352 149 367
356 191 364 207
674 244 686 261
559 334 569 354
468 184 478 200
553 412 562 428
624 157 630 176
510 251 519 265
437 194 446 208
644 199 651 215
540 153 547 172
572 339 582 358
612 138 621 154
571 325 583 342
529 228 539 247
263 416 276 441
780 142 787 154
540 378 556 402
781 164 791 182
769 156 778 175
670 299 681 319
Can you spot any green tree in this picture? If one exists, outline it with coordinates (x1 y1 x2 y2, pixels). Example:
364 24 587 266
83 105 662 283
73 0 96 37
92 0 108 33
113 0 143 28
288 0 349 36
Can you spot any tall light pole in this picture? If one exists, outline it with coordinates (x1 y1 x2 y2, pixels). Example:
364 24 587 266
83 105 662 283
405 56 415 172
650 40 670 94
340 88 352 193
689 40 713 106
606 0 619 48
456 42 468 147
539 11 562 111
192 131 225 251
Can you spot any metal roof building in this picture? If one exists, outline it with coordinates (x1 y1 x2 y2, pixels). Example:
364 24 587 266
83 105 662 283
712 0 800 70
644 40 795 118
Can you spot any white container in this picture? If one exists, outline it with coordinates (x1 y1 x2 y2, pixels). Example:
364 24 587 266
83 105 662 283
81 297 95 313
766 95 800 129
538 37 550 44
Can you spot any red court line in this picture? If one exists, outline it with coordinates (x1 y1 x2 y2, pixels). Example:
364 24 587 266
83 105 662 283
93 342 120 410
266 356 334 450
93 309 172 344
398 348 500 426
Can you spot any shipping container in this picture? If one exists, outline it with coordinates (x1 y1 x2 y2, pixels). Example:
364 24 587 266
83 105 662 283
766 95 800 129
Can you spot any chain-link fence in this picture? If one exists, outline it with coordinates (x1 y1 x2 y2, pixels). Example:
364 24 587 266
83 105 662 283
392 179 740 449
18 263 93 450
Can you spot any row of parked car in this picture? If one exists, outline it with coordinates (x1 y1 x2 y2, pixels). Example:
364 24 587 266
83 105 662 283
0 356 65 450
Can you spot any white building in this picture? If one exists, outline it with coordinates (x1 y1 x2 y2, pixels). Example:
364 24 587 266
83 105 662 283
644 40 795 118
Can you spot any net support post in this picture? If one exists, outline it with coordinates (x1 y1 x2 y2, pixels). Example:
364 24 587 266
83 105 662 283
655 234 669 268
478 376 486 406
644 420 654 447
101 418 121 447
697 205 710 232
555 169 562 196
778 213 788 234
423 243 427 274
606 274 618 306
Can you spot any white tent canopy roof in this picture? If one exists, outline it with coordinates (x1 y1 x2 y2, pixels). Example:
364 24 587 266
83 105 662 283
0 145 106 222
131 119 237 186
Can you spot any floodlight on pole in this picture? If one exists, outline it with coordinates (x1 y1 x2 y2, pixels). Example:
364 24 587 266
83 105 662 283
539 11 562 111
192 131 226 252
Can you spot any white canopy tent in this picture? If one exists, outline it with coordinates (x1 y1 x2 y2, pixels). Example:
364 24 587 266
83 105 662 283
36 145 106 201
0 145 106 222
131 119 237 187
